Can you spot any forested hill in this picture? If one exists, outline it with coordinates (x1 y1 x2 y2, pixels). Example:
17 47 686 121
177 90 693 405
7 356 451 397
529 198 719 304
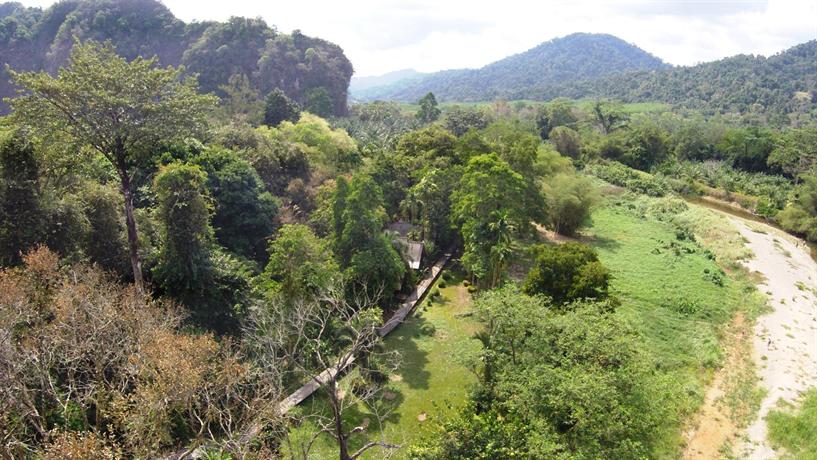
0 0 353 115
353 33 668 102
535 40 817 119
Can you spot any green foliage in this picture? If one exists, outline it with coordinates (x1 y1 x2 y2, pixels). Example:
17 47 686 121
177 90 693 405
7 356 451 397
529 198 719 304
239 126 311 196
535 98 578 140
304 86 334 118
657 160 793 215
0 129 44 266
452 154 527 284
152 162 213 290
80 182 129 275
0 1 353 116
277 113 360 173
716 126 777 173
333 101 418 156
9 40 216 167
181 17 274 96
396 125 457 159
523 242 611 304
415 293 667 459
331 175 406 301
9 39 217 288
620 120 670 171
416 92 441 124
530 41 817 120
548 126 582 159
263 88 300 127
592 100 629 135
768 127 817 177
767 390 817 459
777 174 817 241
260 224 338 299
217 74 264 124
544 173 600 236
584 161 673 196
256 30 354 116
152 162 249 332
190 147 278 262
443 106 491 136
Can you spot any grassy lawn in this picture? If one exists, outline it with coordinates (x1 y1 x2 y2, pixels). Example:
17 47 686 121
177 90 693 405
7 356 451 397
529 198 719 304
285 272 482 459
584 197 764 456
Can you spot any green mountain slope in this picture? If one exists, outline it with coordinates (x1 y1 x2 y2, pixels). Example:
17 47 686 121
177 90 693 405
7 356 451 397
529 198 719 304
537 40 817 118
356 33 668 102
0 0 353 115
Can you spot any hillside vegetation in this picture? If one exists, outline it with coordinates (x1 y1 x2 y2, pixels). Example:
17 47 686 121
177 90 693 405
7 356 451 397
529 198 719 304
0 0 353 115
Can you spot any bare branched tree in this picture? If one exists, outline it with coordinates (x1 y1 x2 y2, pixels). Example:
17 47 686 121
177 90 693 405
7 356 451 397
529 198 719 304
247 282 402 460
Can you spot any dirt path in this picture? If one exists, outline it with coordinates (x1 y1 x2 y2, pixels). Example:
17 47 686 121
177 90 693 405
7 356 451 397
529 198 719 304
728 218 817 459
683 312 749 459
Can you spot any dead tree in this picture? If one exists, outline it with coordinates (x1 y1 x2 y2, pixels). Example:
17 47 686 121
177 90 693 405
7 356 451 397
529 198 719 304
248 283 401 460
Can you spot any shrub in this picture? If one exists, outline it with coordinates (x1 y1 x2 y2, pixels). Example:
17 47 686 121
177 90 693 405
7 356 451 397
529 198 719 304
584 161 672 197
523 242 612 305
544 173 600 236
420 322 437 336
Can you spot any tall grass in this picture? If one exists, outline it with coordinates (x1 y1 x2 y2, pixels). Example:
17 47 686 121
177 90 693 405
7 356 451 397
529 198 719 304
767 390 817 460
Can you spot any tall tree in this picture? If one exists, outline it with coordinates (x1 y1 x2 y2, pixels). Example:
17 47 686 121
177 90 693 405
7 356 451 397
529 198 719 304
263 88 301 127
452 154 527 284
8 41 217 291
250 283 400 460
592 99 628 134
416 92 441 124
0 129 44 266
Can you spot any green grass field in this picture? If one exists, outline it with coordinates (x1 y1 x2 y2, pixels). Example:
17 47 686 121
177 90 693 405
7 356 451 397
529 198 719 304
285 273 481 459
584 196 765 455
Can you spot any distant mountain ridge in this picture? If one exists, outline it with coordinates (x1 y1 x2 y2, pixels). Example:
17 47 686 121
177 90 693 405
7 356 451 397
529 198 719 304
532 40 817 118
355 33 669 102
0 0 354 115
350 69 425 96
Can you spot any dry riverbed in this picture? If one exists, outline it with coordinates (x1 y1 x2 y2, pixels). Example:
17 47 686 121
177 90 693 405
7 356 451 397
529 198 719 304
731 218 817 459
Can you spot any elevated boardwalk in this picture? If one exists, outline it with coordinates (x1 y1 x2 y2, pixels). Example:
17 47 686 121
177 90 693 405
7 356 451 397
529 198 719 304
277 251 452 413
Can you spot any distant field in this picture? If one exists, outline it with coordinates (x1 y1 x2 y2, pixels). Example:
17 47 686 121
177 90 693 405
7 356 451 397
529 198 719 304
383 98 670 116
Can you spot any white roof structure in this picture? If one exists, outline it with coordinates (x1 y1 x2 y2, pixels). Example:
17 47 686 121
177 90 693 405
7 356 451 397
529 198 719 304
387 221 424 270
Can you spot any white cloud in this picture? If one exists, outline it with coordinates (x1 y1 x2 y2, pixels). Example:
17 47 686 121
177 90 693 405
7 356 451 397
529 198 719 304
16 0 817 76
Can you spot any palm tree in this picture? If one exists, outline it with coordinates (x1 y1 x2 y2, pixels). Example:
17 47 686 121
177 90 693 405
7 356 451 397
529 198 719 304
487 211 515 288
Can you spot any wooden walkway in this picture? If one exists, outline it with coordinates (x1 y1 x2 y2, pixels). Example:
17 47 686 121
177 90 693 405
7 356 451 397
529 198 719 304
277 251 452 414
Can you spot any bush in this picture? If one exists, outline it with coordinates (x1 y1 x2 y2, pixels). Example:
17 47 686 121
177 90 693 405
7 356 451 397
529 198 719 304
419 322 437 336
544 173 600 236
584 161 672 197
523 242 612 305
777 174 817 242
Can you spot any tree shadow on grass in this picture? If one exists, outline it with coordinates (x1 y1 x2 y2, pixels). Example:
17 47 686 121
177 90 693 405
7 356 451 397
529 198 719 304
385 313 433 390
592 235 622 252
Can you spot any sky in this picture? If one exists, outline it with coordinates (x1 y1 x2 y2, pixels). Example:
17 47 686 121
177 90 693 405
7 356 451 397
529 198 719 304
17 0 817 77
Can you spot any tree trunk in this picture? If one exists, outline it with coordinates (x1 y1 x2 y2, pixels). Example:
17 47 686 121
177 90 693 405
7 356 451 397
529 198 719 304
120 172 144 292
